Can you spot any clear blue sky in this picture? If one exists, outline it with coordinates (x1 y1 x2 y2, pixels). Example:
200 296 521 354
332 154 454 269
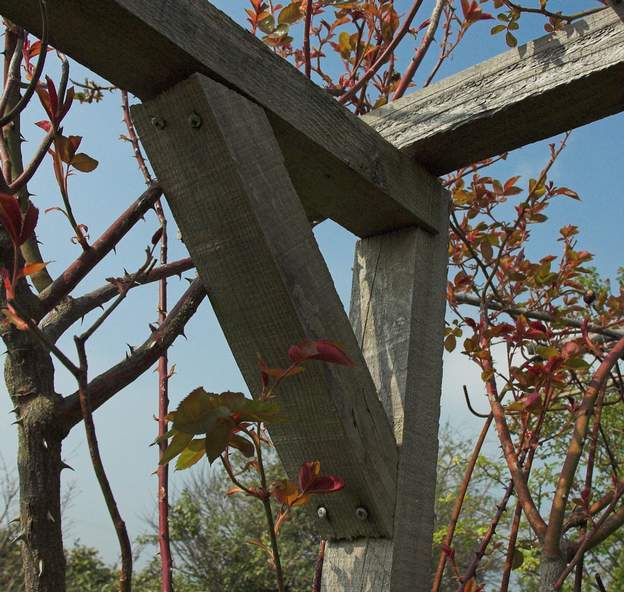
0 0 620 564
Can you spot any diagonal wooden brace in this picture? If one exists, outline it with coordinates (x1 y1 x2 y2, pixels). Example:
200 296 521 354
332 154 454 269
132 74 399 538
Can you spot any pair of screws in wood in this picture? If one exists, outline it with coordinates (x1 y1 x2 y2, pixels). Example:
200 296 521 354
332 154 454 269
150 112 202 130
317 506 369 521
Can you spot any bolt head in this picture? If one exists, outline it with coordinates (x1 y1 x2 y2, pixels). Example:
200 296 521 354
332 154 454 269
151 116 166 130
355 506 368 521
189 112 203 129
317 506 328 520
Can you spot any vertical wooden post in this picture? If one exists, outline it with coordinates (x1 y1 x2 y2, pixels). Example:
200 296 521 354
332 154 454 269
322 201 449 590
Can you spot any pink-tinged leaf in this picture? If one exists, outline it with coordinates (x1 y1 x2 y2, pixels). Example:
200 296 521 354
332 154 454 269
298 460 345 496
305 474 345 495
0 193 22 245
35 120 52 132
288 339 354 367
19 205 39 246
0 268 14 300
59 87 75 122
225 486 247 497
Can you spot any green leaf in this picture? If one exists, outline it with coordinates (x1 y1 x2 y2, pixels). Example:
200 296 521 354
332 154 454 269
229 434 255 458
258 14 275 33
175 438 206 470
171 388 232 435
205 419 236 464
506 32 517 47
512 548 524 570
565 357 590 370
159 431 193 465
71 153 99 173
490 24 506 35
278 2 302 25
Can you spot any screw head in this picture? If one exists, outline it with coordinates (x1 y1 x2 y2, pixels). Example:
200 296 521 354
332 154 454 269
189 112 203 129
355 506 369 521
317 506 328 520
151 116 166 130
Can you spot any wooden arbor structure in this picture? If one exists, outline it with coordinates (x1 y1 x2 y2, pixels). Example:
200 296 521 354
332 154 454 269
4 1 624 589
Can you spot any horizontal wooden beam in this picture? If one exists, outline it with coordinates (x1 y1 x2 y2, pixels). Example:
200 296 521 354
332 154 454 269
364 4 624 175
3 0 443 236
132 74 400 539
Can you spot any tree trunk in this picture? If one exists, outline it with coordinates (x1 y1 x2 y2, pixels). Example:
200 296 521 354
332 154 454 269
539 552 566 592
3 322 66 592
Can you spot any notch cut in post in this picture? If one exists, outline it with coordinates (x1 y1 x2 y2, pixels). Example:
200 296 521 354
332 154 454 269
132 73 400 539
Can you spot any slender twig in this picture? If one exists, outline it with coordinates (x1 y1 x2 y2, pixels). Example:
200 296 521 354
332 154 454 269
40 257 194 344
312 539 326 592
500 499 523 592
554 486 624 589
61 278 206 429
338 0 425 105
0 0 48 128
9 128 54 193
153 199 172 592
432 411 493 591
74 337 133 592
7 298 79 376
393 0 447 100
463 385 489 418
501 0 604 23
454 294 623 341
80 249 156 343
254 421 286 592
37 185 163 316
303 0 314 78
121 90 153 185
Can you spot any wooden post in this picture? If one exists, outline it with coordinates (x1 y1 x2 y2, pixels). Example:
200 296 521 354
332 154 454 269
322 208 449 590
132 74 400 539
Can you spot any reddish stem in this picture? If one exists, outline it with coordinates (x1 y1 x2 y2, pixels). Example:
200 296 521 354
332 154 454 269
303 0 313 78
338 0 425 105
312 539 326 591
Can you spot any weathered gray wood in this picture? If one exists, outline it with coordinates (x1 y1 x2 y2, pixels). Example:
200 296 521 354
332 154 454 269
3 0 442 236
323 204 449 590
364 4 624 175
132 73 399 538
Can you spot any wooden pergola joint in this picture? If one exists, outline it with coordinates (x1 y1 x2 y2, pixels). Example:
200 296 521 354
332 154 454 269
132 73 402 539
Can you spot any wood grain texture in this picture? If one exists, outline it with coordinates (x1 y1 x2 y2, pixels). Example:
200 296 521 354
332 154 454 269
323 199 449 590
364 4 624 175
2 0 442 236
132 74 398 539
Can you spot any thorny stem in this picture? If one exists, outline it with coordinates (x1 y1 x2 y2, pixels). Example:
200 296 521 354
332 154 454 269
75 337 132 592
155 206 172 592
254 422 286 592
500 499 523 592
431 408 493 592
0 0 48 128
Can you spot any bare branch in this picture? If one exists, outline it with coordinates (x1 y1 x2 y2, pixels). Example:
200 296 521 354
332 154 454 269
40 257 194 343
37 184 163 317
455 294 623 341
61 278 206 429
